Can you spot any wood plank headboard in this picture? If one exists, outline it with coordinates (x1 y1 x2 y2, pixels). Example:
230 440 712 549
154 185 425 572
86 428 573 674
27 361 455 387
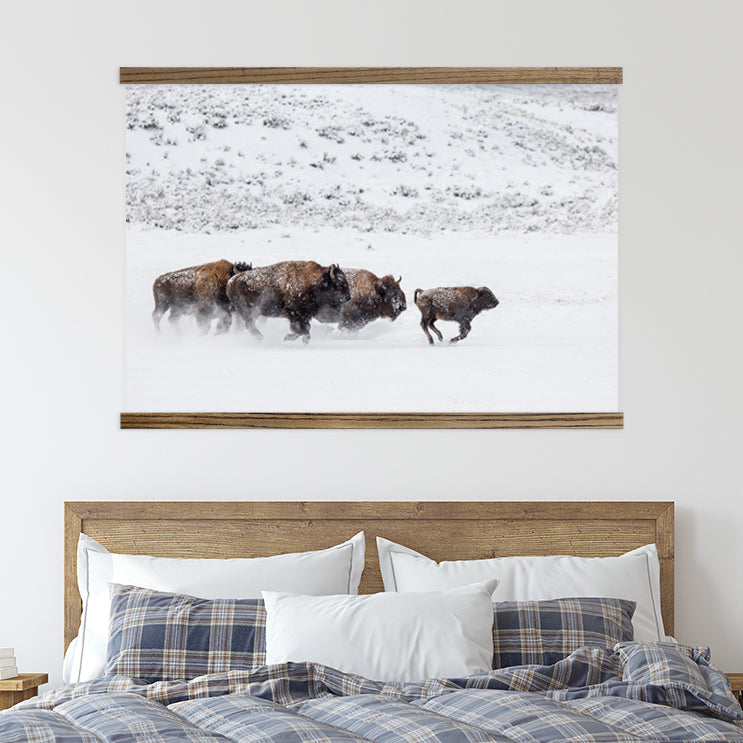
64 501 674 650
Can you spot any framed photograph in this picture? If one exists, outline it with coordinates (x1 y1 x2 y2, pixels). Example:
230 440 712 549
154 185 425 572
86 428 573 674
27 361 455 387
121 68 622 429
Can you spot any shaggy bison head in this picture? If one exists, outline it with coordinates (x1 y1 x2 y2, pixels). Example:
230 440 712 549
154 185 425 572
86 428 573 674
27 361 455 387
319 264 351 310
377 275 407 320
477 287 499 311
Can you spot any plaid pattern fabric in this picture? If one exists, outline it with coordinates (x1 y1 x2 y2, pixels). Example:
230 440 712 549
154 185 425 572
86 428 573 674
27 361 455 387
105 584 266 681
4 644 743 742
60 693 225 742
295 694 501 743
172 695 371 742
416 688 743 742
15 650 622 713
0 709 103 743
616 641 742 721
491 596 636 668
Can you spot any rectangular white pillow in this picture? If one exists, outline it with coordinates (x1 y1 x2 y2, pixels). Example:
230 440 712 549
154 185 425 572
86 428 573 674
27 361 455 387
262 580 498 682
67 531 365 683
377 537 665 643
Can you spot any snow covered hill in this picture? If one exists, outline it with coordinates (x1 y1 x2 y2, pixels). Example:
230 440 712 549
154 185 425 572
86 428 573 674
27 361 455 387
126 84 617 236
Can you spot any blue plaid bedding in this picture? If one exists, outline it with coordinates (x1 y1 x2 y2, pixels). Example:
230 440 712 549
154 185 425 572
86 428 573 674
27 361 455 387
2 642 742 742
491 596 636 668
106 585 267 681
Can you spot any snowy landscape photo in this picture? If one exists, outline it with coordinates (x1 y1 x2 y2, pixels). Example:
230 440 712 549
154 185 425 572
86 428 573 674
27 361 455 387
125 82 618 414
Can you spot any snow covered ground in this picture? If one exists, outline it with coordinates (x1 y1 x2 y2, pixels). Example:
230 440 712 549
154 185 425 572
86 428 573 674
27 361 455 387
125 84 618 413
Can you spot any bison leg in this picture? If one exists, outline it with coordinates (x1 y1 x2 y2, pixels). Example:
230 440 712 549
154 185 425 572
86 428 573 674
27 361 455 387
152 305 167 332
230 299 263 339
167 307 183 329
247 322 262 339
152 292 171 332
428 319 444 342
242 316 263 340
203 298 232 335
450 318 472 343
284 315 311 343
420 317 435 345
152 283 170 332
196 308 213 334
215 302 232 334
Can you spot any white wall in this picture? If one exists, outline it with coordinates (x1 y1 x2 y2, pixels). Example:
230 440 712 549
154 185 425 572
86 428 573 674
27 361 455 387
1 0 742 690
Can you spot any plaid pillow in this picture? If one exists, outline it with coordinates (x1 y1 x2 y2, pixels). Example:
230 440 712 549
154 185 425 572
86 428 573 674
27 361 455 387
492 596 636 669
105 584 267 681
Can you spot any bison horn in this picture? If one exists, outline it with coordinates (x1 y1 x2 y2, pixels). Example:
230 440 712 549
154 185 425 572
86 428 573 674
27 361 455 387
397 275 402 284
330 264 338 279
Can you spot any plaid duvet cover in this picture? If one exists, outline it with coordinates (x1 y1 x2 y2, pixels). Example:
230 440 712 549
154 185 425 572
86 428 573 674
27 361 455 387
2 642 742 742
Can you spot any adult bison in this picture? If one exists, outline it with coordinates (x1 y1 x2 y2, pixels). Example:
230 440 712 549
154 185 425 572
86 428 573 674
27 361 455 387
152 259 252 333
226 260 351 343
414 286 499 344
316 269 407 331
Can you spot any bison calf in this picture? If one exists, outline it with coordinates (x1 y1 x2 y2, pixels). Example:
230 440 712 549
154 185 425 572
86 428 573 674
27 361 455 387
414 286 499 345
152 259 251 333
316 268 407 331
226 260 350 343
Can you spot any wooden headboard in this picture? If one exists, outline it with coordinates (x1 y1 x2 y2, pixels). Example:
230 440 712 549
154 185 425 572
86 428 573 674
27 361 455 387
64 501 674 650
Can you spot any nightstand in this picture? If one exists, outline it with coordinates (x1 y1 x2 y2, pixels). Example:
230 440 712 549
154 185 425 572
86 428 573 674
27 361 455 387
726 673 743 704
0 673 48 710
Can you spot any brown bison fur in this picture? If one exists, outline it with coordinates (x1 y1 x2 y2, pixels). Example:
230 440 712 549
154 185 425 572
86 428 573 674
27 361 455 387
226 261 351 343
316 269 407 331
152 260 251 333
414 286 499 345
152 260 252 334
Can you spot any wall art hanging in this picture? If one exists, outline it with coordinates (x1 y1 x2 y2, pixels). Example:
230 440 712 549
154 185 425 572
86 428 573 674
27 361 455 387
120 68 622 428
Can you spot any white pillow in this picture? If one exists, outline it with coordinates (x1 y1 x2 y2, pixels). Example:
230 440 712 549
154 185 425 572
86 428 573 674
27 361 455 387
67 531 365 683
262 580 498 682
377 537 665 643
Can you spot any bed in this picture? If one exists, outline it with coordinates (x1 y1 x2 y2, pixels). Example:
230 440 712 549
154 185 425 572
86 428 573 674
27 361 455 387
3 500 742 742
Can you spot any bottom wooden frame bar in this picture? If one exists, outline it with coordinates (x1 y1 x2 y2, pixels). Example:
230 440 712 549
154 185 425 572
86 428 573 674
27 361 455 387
120 412 623 429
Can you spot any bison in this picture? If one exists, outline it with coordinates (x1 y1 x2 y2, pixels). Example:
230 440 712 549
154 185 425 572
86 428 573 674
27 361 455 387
226 260 351 343
316 269 407 331
152 259 252 334
414 286 499 344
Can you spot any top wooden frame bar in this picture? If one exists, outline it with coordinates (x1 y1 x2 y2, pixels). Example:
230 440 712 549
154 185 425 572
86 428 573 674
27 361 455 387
119 67 623 85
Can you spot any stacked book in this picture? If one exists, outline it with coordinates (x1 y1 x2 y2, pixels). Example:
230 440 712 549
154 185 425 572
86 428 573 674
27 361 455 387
0 648 18 680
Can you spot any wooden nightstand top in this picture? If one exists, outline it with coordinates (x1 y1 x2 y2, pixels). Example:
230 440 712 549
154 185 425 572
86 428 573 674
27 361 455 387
0 673 48 691
727 673 743 691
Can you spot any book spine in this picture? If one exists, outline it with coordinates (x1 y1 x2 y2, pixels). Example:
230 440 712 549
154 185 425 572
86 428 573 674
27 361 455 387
0 666 19 680
0 657 17 668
